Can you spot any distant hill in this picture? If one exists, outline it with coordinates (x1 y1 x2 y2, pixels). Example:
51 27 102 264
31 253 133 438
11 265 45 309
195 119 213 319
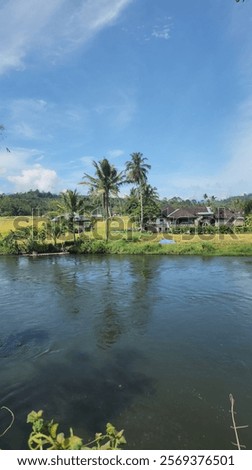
0 190 60 216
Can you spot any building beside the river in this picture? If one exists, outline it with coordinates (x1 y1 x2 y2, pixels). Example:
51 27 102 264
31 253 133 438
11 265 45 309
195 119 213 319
146 205 244 232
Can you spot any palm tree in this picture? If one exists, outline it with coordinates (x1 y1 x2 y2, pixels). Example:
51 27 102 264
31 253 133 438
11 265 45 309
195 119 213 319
57 189 85 242
80 158 125 241
125 152 151 231
126 184 160 226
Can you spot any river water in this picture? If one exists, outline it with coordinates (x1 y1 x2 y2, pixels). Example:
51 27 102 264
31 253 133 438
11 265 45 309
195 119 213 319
1 254 252 449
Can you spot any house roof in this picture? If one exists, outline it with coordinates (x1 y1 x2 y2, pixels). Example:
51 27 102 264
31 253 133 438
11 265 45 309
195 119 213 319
161 205 176 216
162 205 213 219
161 204 244 221
214 208 244 219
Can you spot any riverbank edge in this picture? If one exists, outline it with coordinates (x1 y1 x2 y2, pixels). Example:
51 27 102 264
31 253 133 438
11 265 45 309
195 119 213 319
1 240 252 256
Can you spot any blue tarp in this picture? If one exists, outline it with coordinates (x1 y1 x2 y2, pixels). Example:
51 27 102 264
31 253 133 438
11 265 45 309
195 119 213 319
159 239 176 245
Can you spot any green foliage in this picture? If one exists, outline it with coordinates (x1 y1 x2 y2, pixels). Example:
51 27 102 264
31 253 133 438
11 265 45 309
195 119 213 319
244 200 252 216
46 220 66 245
0 231 21 254
125 184 160 226
27 410 126 450
57 190 85 217
57 190 86 243
0 226 63 254
201 242 216 253
81 158 126 241
0 190 59 216
68 239 109 254
245 214 252 229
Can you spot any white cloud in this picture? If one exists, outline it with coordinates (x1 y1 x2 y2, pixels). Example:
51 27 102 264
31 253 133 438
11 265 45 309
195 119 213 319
0 147 40 174
7 98 50 140
0 147 60 193
8 164 59 192
0 0 62 74
107 149 124 158
0 0 133 74
13 122 38 140
3 98 90 144
152 24 171 40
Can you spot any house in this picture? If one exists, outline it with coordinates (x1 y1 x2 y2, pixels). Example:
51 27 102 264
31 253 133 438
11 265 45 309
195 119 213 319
147 205 244 232
214 208 244 227
165 206 215 228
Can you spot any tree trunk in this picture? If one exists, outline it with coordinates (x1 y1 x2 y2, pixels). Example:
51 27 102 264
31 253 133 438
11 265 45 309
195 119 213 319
69 216 76 243
140 187 144 231
105 192 109 242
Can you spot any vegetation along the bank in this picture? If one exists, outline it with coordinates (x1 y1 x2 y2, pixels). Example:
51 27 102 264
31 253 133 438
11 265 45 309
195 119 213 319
1 150 252 256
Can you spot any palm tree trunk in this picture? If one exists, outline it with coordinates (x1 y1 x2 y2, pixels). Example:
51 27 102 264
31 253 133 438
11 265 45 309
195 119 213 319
140 187 144 231
105 191 109 242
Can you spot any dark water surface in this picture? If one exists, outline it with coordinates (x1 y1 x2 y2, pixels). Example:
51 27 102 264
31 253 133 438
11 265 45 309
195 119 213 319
1 254 252 449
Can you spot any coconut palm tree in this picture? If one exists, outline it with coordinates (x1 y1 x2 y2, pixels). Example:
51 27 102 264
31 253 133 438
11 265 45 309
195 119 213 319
125 183 160 226
57 189 85 242
80 158 126 241
125 152 151 231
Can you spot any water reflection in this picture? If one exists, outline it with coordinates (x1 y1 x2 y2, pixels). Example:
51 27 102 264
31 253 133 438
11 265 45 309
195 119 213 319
1 255 252 449
96 305 123 350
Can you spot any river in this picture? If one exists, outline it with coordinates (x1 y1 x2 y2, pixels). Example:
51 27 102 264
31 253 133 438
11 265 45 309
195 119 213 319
1 254 252 449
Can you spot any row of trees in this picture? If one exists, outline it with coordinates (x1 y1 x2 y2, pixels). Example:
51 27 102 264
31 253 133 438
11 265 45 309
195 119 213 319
57 153 152 240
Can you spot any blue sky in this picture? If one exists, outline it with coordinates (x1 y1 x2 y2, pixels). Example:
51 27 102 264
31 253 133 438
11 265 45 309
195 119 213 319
0 0 251 200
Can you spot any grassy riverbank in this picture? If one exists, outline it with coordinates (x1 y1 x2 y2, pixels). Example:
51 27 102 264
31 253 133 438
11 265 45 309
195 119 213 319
66 238 252 256
1 216 252 256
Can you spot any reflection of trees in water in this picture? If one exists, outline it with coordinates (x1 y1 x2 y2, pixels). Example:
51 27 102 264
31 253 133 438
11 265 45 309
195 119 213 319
125 256 160 332
92 256 162 349
94 256 161 349
96 305 123 350
95 260 124 349
49 257 88 316
41 255 163 349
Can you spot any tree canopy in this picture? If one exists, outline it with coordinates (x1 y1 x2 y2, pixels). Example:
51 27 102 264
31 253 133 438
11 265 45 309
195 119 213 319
80 158 126 241
125 152 151 231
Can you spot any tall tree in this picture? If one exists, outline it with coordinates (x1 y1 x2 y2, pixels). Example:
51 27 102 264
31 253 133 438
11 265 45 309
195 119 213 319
125 152 151 231
57 189 85 242
125 183 160 225
80 158 125 241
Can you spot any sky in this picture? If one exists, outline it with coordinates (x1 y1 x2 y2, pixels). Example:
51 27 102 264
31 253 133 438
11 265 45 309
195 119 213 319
0 0 252 200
